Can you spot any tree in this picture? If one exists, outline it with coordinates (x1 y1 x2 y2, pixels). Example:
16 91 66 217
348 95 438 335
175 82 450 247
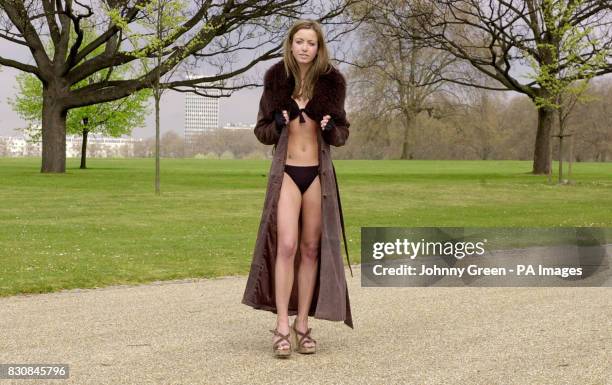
10 71 149 169
160 131 185 158
552 81 588 183
0 0 362 173
571 78 612 162
128 0 187 194
454 86 509 160
375 0 612 174
0 137 8 157
346 0 458 159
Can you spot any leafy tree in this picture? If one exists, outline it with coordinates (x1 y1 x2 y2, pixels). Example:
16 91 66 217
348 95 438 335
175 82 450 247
128 0 187 194
9 20 150 169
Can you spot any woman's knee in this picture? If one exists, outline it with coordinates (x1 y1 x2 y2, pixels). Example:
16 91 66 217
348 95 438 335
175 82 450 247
300 240 319 263
277 238 298 261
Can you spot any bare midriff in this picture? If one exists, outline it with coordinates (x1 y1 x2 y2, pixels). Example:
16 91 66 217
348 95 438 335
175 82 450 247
286 98 319 167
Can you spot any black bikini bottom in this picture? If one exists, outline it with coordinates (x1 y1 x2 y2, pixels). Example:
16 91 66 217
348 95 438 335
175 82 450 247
284 164 319 194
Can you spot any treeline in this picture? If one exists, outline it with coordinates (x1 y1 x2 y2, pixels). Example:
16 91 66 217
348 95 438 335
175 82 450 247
137 77 610 161
336 78 611 161
134 129 270 160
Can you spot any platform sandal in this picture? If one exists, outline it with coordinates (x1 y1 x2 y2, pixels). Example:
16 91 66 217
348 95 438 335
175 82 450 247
269 328 292 358
291 320 316 354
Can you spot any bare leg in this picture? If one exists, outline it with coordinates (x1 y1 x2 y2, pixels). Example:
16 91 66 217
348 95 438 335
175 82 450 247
273 172 302 349
295 176 321 349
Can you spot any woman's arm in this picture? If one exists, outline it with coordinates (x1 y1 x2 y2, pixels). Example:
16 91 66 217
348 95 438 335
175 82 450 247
322 114 349 147
321 73 350 147
254 70 282 145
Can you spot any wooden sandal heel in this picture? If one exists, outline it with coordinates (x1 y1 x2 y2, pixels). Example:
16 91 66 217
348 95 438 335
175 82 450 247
291 320 316 354
269 328 292 358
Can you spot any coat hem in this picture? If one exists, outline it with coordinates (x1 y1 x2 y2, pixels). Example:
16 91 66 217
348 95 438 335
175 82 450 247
241 297 353 329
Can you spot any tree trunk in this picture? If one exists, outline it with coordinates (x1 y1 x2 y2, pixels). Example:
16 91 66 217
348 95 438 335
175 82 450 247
155 92 161 195
41 87 67 173
532 106 554 175
80 128 89 169
568 134 573 180
400 113 413 160
558 135 564 184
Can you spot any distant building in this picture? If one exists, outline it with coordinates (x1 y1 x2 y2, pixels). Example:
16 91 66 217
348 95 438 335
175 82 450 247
184 82 220 144
66 135 141 158
0 134 141 158
0 136 40 157
223 122 255 131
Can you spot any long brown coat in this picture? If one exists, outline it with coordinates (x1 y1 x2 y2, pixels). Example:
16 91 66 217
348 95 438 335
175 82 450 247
241 60 354 329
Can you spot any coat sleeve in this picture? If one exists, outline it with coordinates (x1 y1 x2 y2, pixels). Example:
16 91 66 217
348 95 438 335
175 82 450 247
254 69 281 145
322 73 350 147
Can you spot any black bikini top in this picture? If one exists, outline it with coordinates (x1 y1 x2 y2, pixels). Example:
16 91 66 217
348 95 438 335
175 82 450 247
289 98 309 123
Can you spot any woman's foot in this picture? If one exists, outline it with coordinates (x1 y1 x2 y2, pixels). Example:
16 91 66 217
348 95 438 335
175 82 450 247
292 317 316 354
270 319 291 357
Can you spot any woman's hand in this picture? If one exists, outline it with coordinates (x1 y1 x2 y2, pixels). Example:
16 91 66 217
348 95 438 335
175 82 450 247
320 115 331 131
274 110 289 133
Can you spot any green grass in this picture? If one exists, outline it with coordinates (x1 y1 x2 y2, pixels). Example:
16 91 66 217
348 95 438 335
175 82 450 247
1 157 610 296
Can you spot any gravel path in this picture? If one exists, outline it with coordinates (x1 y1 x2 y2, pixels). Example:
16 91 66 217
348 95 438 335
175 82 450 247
0 265 610 385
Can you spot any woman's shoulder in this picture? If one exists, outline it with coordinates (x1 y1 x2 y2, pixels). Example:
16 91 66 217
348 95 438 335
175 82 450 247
319 64 346 86
263 60 288 87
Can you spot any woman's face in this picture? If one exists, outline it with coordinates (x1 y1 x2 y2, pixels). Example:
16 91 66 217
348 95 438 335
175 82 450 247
291 28 318 66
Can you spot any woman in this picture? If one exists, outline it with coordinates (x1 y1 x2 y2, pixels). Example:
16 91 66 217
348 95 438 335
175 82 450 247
241 19 354 358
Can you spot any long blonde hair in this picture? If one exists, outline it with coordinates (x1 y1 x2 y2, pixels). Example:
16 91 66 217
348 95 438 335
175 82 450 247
282 19 332 101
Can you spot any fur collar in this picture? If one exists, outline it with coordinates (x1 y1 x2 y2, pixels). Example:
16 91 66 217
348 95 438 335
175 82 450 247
262 59 347 123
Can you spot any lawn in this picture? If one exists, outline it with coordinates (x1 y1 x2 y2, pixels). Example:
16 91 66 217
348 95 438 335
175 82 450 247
1 157 610 296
